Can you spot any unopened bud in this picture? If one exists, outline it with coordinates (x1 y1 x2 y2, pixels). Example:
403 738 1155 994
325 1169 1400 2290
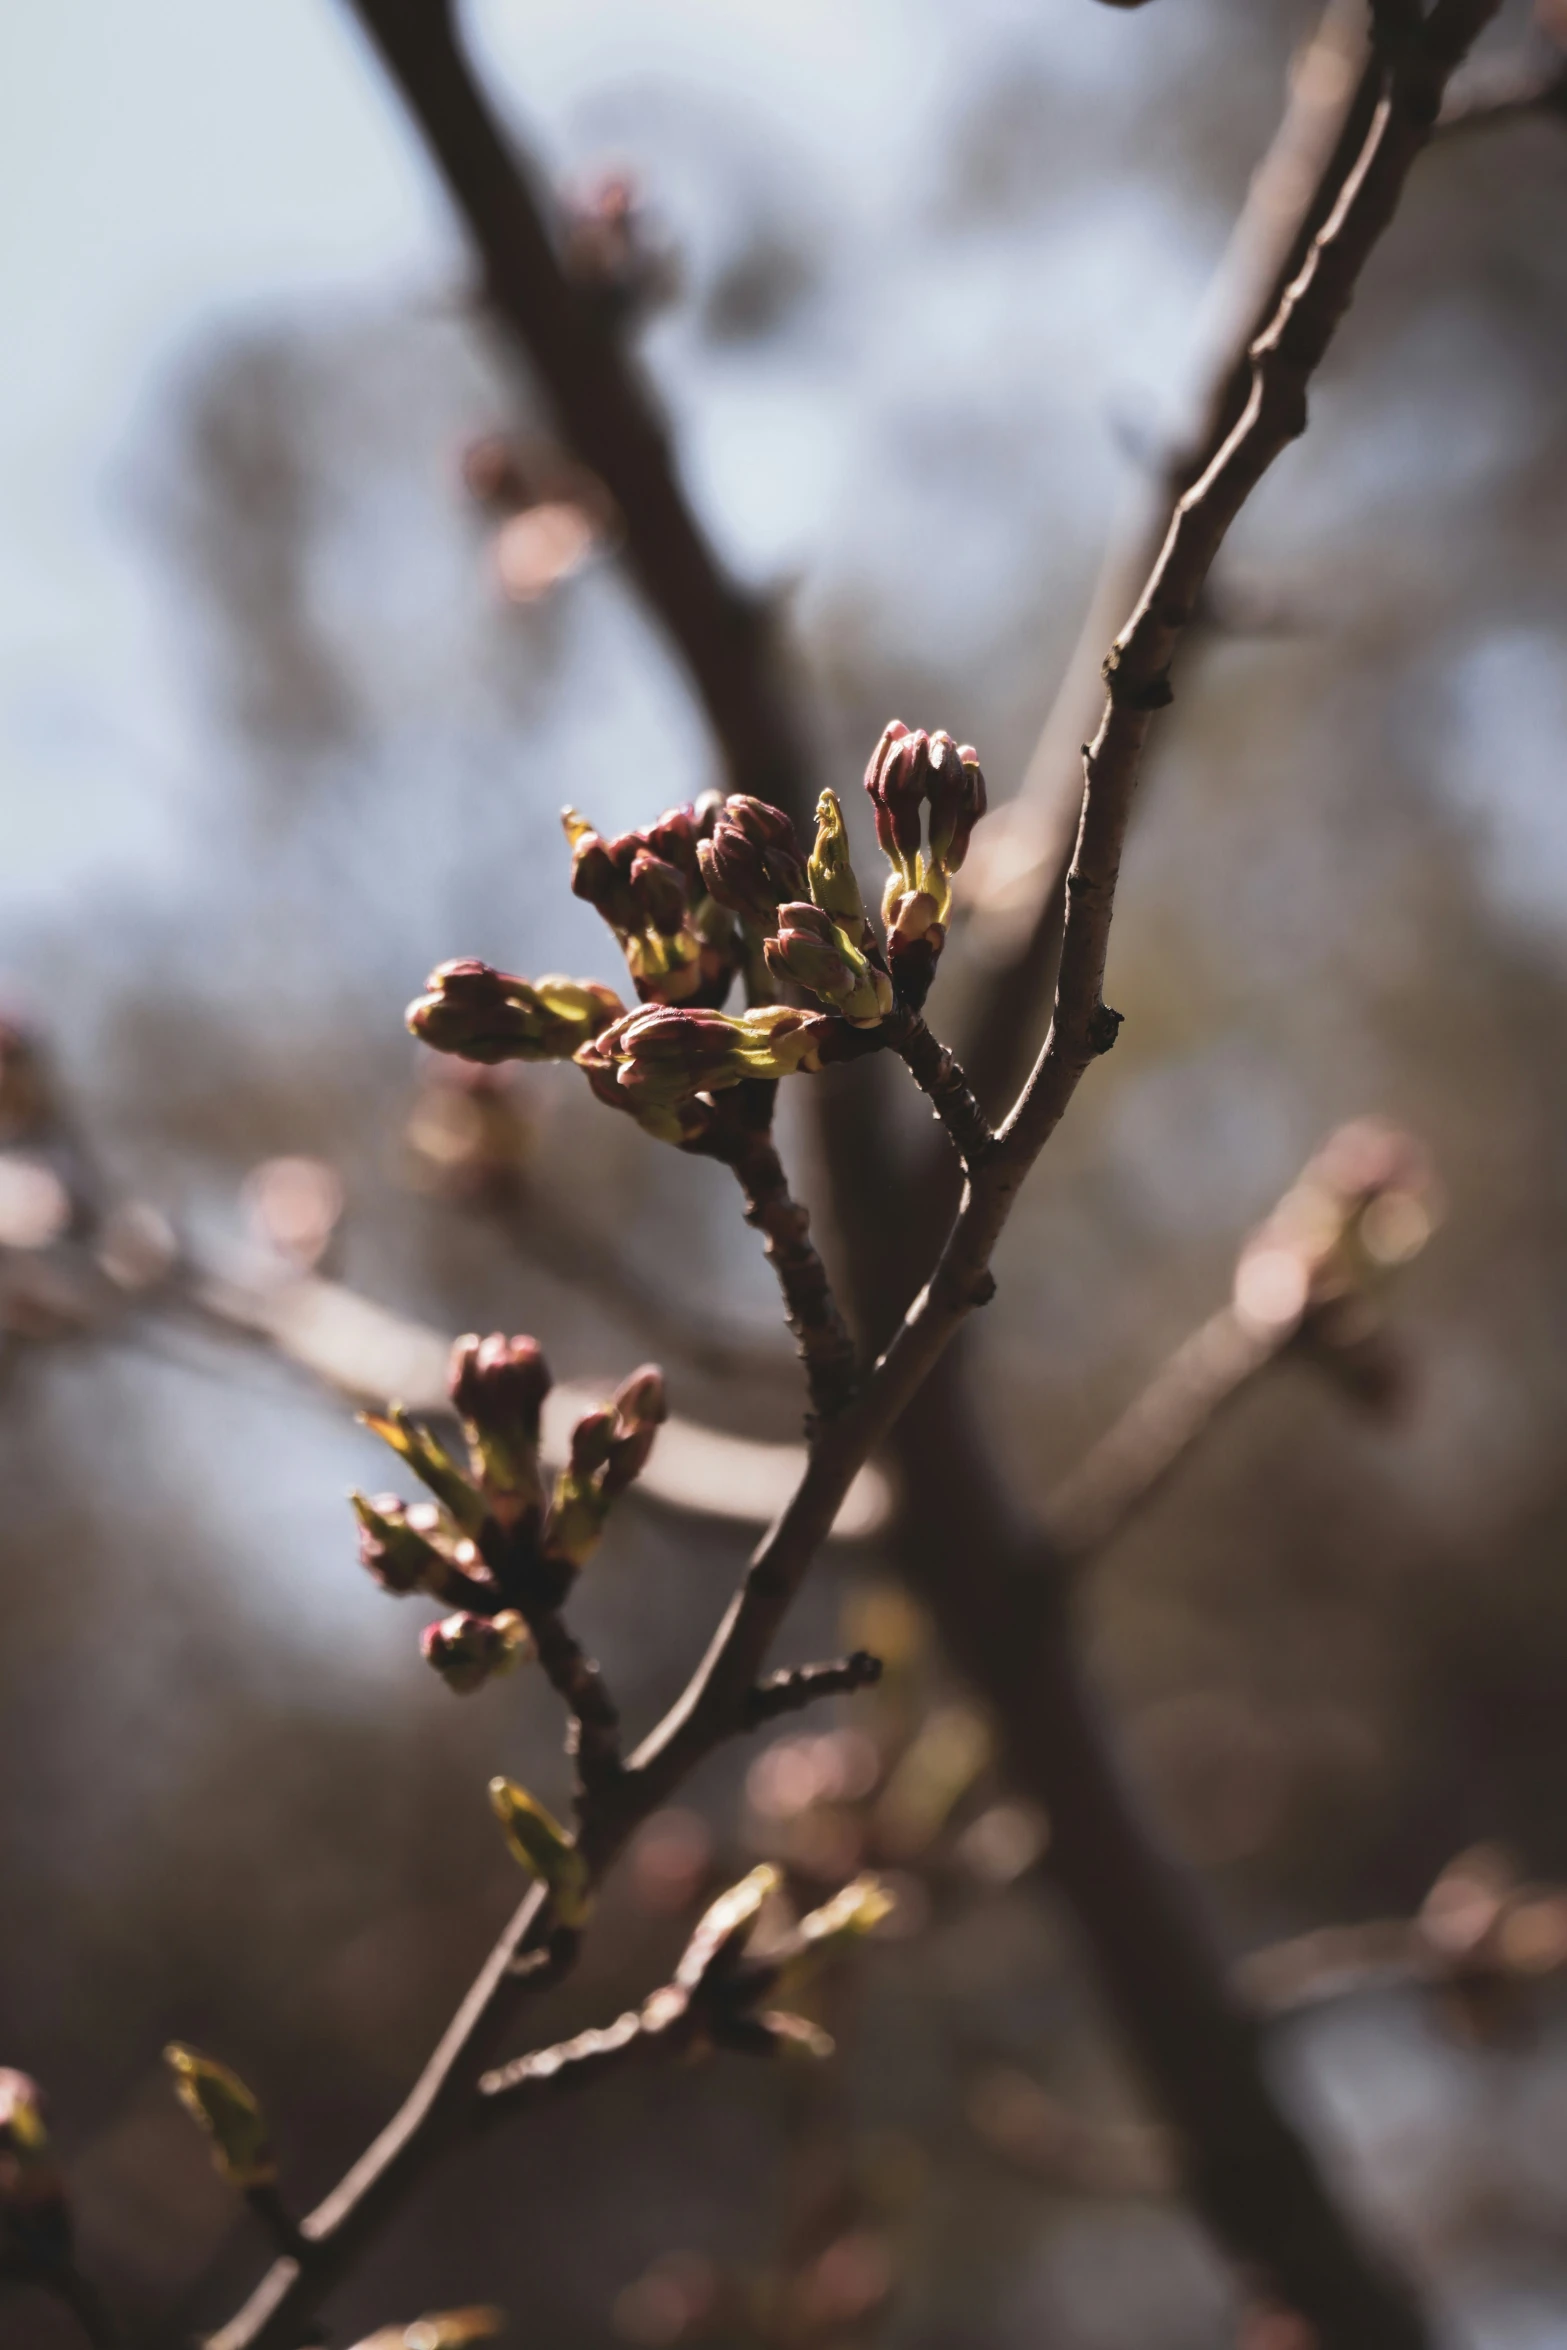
408 960 624 1065
697 798 809 933
629 848 688 935
422 1609 532 1694
488 1778 593 1924
676 1864 780 1991
164 2046 275 2188
927 738 986 871
351 1491 447 1595
544 1364 667 1566
807 790 868 926
360 1408 486 1536
448 1333 552 1515
864 721 926 869
765 904 891 1028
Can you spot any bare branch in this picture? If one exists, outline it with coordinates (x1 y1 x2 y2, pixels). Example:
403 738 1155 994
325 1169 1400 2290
706 1113 861 1428
741 1651 884 1728
885 1011 995 1169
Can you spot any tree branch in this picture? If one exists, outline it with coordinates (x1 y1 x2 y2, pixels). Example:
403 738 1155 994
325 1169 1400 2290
741 1651 884 1728
197 8 1494 2347
885 1011 995 1169
708 1115 861 1428
341 0 813 825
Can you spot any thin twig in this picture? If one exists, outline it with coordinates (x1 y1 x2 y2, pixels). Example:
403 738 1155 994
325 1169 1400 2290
243 2185 306 2262
715 1122 861 1428
1044 1306 1282 1563
742 1651 884 1728
954 0 1378 1120
524 1611 622 1796
885 1012 995 1169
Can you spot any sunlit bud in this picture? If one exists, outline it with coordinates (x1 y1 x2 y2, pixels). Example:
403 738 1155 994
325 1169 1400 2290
927 739 987 872
807 791 868 926
360 1408 487 1537
765 904 892 1028
697 797 809 932
603 1363 667 1494
488 1778 593 1924
574 1018 716 1147
164 2046 275 2189
778 1876 896 1989
564 812 641 931
675 1864 781 1991
448 1333 552 1515
408 960 624 1065
863 721 926 870
0 2069 69 2263
629 849 689 935
351 1490 448 1595
422 1609 532 1694
351 2311 505 2350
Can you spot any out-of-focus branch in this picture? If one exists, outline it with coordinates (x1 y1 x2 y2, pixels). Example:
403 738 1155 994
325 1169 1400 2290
1436 42 1567 134
1044 1120 1436 1563
742 1651 884 1728
340 0 814 828
954 0 1377 1119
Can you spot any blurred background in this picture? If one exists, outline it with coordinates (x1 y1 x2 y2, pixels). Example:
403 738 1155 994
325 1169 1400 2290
3 0 1567 2344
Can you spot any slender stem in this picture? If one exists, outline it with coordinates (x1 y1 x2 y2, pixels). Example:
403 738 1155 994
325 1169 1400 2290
1044 1305 1283 1563
721 1126 860 1427
886 1012 995 1168
526 1609 622 1797
243 2185 305 2261
476 1996 692 2112
742 1651 883 1728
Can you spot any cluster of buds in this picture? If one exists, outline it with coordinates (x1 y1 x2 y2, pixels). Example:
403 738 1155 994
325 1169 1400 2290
565 798 741 1008
578 1002 839 1145
353 1334 665 1694
544 1364 667 1568
864 723 986 1008
652 1863 894 2062
406 961 624 1066
0 2068 69 2270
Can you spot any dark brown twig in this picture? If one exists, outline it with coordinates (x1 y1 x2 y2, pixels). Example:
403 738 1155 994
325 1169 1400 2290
885 1012 995 1169
713 1121 860 1427
243 2186 305 2263
524 1611 622 1796
741 1651 884 1728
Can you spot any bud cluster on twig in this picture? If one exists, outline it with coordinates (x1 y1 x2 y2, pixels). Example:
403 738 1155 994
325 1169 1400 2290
406 726 989 1159
353 1330 665 1704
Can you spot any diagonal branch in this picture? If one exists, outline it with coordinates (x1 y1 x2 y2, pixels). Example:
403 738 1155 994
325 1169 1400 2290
198 8 1496 2348
341 0 813 825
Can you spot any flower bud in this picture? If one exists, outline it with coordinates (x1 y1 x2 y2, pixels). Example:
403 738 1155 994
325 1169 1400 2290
448 1333 551 1516
360 1408 487 1536
489 1777 593 1924
927 738 986 872
351 1490 448 1595
164 2045 275 2188
407 960 624 1065
422 1609 532 1694
764 904 891 1028
564 812 641 930
807 791 868 926
629 848 688 935
543 1364 667 1566
864 721 927 869
696 798 809 933
675 1864 780 1990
